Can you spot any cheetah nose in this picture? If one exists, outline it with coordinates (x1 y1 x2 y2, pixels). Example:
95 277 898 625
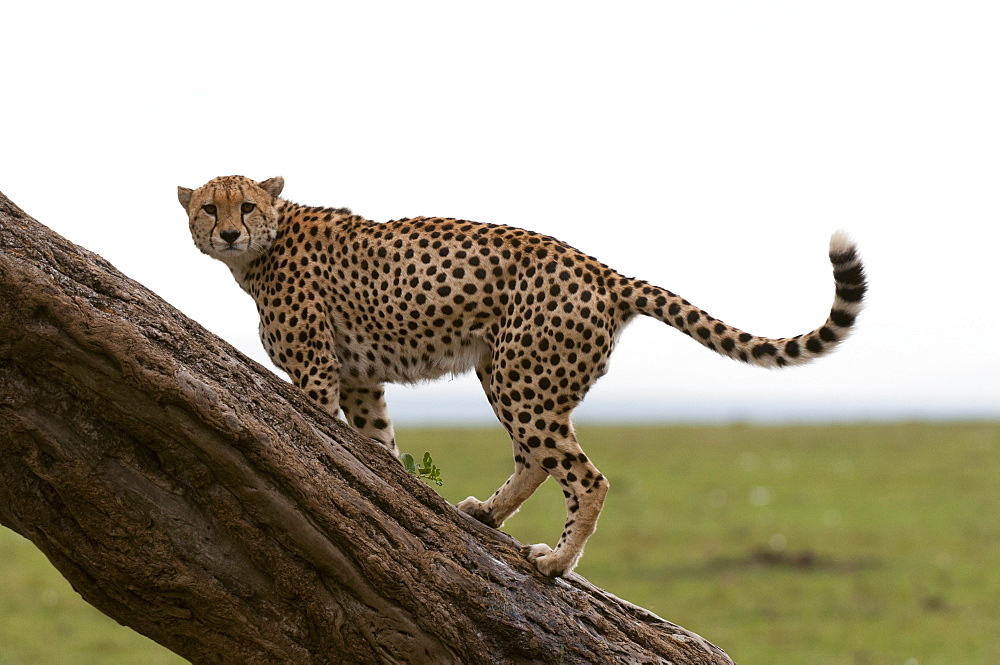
220 230 241 244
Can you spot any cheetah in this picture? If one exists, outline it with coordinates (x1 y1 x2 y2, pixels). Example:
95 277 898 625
177 175 867 577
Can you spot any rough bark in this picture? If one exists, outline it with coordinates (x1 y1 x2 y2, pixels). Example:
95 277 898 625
0 190 735 665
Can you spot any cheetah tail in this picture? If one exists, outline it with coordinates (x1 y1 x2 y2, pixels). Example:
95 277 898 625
629 230 867 368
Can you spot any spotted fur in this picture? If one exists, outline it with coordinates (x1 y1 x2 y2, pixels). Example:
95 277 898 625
178 175 867 577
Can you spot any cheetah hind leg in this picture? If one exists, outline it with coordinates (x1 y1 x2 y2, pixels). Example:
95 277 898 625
457 365 550 529
521 437 609 577
459 422 609 577
339 382 398 456
457 459 548 529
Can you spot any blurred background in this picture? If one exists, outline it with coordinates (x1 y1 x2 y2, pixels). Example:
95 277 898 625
1 2 998 664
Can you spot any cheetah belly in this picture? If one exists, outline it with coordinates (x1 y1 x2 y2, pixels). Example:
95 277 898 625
337 333 489 385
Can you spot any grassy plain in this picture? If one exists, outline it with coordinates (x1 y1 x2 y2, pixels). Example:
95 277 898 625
1 422 997 664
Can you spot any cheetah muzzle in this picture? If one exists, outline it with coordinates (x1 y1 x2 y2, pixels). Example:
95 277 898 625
178 175 867 578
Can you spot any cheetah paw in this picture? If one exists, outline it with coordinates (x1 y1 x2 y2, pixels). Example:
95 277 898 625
524 543 571 577
457 496 498 527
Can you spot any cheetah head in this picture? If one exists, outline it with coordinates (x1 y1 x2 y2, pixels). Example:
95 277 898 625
178 175 284 266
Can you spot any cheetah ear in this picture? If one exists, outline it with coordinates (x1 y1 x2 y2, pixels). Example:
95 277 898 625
177 186 193 210
259 176 284 200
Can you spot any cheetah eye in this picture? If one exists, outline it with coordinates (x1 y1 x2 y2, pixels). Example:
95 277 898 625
241 202 256 214
202 204 217 215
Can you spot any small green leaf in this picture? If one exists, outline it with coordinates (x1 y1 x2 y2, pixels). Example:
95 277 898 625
399 451 444 486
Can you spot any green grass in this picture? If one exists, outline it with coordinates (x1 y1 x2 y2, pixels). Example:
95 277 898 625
0 530 187 665
2 422 997 664
407 422 1000 665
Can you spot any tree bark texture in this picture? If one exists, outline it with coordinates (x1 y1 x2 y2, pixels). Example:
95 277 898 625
0 190 735 665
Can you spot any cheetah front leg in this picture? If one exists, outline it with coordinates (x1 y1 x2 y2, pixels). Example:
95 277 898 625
340 381 398 455
266 321 397 455
260 318 346 426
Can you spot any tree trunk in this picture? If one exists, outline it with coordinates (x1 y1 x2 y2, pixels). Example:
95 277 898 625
0 190 735 665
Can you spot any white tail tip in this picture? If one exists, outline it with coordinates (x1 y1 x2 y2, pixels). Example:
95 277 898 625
829 229 856 255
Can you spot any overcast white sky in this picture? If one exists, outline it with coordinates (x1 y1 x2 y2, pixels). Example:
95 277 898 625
2 2 997 423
